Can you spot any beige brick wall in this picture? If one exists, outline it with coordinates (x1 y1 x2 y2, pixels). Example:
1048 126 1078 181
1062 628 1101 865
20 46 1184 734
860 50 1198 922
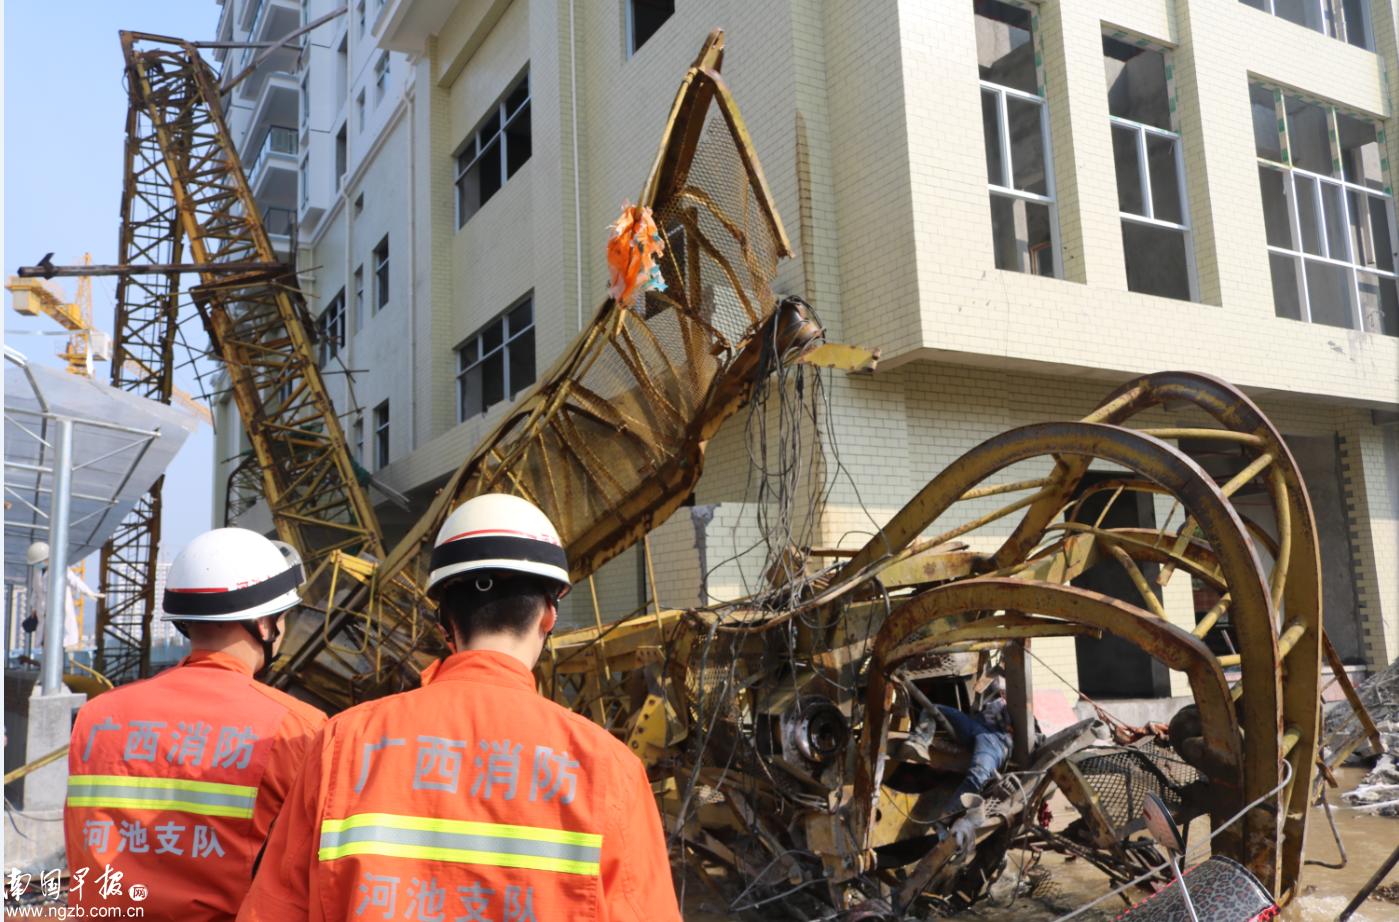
354 0 1399 685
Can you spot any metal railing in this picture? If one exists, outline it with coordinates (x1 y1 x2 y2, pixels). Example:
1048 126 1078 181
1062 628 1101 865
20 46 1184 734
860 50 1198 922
247 125 298 182
263 207 296 238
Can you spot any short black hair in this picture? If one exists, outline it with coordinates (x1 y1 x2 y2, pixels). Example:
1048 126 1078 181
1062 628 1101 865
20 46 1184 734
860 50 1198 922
437 573 559 643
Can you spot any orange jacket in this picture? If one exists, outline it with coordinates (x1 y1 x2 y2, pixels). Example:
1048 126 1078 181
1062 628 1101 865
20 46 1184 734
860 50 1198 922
65 650 326 920
237 650 681 922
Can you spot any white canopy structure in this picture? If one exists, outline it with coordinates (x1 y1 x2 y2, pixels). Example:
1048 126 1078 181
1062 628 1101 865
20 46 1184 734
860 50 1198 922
4 346 200 585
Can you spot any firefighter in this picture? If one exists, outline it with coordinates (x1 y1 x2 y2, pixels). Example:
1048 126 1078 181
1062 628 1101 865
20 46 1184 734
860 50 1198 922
238 494 682 921
64 527 327 920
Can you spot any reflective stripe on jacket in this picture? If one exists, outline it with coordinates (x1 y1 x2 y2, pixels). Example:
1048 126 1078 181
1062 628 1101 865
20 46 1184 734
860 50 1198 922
237 649 681 922
64 650 326 920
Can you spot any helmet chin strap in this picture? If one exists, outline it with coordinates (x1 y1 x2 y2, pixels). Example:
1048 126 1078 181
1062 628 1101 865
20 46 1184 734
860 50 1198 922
243 616 280 680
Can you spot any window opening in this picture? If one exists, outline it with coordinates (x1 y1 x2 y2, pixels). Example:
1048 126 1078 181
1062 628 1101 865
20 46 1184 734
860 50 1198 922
317 289 346 366
976 0 1060 277
455 68 532 226
1239 0 1372 50
1103 35 1195 301
374 53 389 104
353 265 364 331
628 0 674 56
456 294 536 421
373 401 390 469
335 123 347 189
1253 83 1398 334
373 236 390 311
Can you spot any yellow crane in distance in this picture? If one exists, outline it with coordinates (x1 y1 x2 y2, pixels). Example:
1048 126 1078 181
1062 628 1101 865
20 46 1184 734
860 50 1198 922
7 254 212 643
7 253 109 377
7 253 213 423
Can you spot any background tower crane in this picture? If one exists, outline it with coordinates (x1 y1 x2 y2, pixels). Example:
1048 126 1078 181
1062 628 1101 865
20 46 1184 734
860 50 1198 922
7 253 110 378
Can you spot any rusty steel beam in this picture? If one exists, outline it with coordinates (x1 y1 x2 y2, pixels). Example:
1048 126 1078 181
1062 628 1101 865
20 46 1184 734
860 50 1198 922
837 419 1277 882
1089 372 1321 898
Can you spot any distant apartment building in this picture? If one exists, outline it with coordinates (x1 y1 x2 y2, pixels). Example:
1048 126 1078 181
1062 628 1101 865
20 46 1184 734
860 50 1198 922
212 0 1399 700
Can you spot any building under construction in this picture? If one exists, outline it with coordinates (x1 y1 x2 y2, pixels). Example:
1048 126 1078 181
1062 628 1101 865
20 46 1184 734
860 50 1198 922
5 0 1399 918
204 0 1398 685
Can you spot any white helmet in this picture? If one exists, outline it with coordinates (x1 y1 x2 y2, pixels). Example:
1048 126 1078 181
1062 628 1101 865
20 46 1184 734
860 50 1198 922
426 493 570 599
27 541 50 566
162 527 304 622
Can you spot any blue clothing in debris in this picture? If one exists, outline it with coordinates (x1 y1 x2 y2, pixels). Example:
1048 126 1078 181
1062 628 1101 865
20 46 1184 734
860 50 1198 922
936 704 1011 807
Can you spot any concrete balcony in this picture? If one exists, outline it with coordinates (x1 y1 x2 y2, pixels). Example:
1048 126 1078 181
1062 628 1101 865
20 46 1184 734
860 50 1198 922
238 71 298 162
247 124 299 212
236 0 301 101
377 0 456 53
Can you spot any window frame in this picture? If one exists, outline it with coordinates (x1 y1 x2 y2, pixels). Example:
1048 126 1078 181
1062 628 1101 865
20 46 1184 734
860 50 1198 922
626 0 675 58
373 400 390 470
454 67 531 228
1240 0 1373 51
1102 37 1199 301
353 417 364 464
455 294 536 422
356 88 366 133
374 53 389 103
1254 84 1398 333
334 122 347 189
977 1 1062 278
353 265 365 331
317 288 346 366
373 236 390 312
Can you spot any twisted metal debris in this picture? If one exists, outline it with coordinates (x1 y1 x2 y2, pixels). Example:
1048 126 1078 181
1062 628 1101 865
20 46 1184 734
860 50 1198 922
91 26 1362 918
541 368 1341 916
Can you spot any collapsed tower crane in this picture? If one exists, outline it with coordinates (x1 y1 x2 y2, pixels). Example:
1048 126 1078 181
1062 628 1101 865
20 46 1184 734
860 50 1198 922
95 31 385 683
31 24 1379 916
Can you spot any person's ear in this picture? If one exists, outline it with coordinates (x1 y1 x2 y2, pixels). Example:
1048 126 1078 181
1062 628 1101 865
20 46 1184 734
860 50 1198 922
258 615 280 642
539 595 558 637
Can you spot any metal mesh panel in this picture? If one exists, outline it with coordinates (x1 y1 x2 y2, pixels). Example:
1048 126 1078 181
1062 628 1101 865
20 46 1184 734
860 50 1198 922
1072 743 1197 830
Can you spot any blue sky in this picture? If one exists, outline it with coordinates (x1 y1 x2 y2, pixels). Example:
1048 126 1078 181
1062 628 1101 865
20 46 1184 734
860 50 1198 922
5 2 223 564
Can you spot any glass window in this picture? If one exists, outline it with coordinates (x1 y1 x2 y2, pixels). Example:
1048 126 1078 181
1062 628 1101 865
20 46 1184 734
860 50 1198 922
977 1 1058 277
456 68 531 226
373 236 389 311
456 294 536 421
1253 82 1398 334
374 53 389 103
373 401 390 469
353 266 364 331
1239 0 1372 50
1104 37 1194 300
628 0 674 56
317 289 346 366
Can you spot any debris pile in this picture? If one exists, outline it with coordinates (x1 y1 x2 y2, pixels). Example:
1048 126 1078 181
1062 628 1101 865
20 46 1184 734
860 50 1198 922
1335 657 1399 816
